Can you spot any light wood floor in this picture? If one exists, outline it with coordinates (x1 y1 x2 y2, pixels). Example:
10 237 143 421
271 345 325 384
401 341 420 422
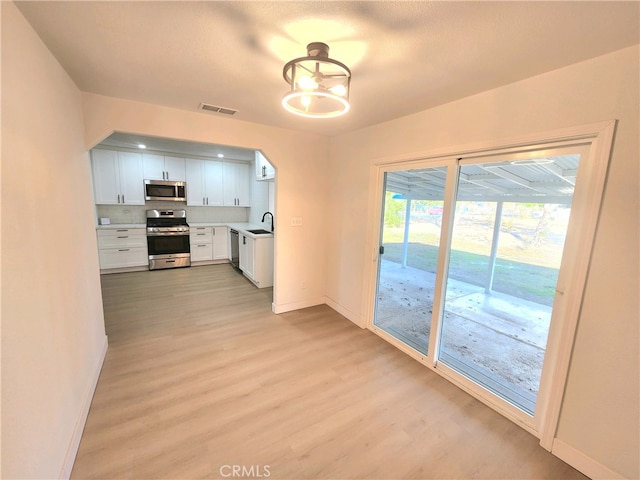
72 264 586 479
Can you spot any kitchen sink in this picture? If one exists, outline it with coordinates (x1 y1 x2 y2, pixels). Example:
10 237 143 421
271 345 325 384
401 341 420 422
246 229 272 235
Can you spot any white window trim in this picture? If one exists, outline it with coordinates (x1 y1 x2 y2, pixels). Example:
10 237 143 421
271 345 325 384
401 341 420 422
362 120 616 449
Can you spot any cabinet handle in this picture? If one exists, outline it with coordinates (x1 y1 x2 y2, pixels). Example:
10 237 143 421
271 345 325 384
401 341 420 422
118 249 130 252
197 245 207 247
243 236 246 245
203 197 205 205
262 165 266 177
206 197 209 205
197 233 206 236
117 236 129 239
116 229 128 232
122 194 125 203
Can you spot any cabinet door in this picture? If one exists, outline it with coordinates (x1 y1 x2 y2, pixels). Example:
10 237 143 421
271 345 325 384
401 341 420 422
255 151 275 181
142 153 165 180
203 160 224 206
223 162 251 206
239 235 255 278
118 151 145 205
185 159 205 206
235 162 251 206
212 227 229 260
164 156 186 181
92 149 120 204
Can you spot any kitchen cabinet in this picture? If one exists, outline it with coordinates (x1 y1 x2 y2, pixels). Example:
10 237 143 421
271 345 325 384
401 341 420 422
91 149 145 205
255 151 275 181
190 226 229 263
239 233 273 288
190 226 213 262
212 226 229 260
142 153 186 181
238 234 254 278
185 159 223 206
97 228 147 271
223 162 251 206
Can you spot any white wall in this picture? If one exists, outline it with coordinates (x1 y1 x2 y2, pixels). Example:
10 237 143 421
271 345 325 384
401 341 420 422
326 46 639 479
1 3 108 478
81 93 329 312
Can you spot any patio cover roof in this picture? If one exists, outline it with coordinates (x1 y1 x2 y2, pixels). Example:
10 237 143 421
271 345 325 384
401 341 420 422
386 154 579 204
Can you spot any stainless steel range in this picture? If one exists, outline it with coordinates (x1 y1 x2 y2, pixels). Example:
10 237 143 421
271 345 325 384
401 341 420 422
146 209 190 270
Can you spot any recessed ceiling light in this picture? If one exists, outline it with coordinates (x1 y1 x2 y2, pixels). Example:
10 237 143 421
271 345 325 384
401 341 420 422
217 154 224 158
138 144 146 149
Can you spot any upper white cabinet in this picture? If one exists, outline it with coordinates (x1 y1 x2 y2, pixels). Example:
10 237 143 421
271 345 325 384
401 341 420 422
255 151 275 181
185 158 223 206
91 149 145 205
142 153 186 181
223 162 251 207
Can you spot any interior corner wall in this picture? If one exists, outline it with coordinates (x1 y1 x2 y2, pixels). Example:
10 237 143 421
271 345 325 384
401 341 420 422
80 93 330 312
1 3 108 479
326 45 639 479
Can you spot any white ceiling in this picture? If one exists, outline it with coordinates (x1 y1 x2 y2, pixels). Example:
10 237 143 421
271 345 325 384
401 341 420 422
16 1 640 138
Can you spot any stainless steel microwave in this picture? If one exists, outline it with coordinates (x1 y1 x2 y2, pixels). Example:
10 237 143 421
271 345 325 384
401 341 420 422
144 180 186 202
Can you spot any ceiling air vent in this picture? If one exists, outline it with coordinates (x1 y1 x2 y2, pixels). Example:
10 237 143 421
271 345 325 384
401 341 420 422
198 103 237 116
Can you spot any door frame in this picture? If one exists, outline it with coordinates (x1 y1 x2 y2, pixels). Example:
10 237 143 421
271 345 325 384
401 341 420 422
361 120 616 448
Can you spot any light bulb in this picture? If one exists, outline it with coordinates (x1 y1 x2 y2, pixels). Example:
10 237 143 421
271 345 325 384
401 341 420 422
297 76 317 90
301 95 312 107
329 85 347 96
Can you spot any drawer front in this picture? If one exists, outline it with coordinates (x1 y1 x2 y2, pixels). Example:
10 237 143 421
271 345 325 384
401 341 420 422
190 227 213 243
97 228 146 237
99 246 148 269
98 233 147 249
190 243 213 261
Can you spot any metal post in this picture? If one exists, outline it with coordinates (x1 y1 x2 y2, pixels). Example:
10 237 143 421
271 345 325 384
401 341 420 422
401 199 412 268
486 201 503 293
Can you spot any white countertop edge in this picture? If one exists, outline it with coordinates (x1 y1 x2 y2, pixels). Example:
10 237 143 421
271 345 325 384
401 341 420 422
96 222 274 238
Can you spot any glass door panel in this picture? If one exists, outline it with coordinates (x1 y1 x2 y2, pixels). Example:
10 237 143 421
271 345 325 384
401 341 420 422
374 167 447 354
438 154 580 414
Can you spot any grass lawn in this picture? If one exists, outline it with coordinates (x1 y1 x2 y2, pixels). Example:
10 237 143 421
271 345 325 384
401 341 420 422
383 242 558 306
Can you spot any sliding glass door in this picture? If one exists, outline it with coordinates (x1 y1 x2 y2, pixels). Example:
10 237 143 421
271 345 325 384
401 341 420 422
373 146 586 426
374 167 447 355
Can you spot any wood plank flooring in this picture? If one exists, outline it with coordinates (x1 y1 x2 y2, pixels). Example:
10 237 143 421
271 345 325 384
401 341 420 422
71 264 586 479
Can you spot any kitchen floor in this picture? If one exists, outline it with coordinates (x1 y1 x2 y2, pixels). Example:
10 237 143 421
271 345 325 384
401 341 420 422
72 264 586 479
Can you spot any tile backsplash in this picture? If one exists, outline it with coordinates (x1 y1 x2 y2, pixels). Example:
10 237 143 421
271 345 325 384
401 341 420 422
96 202 249 225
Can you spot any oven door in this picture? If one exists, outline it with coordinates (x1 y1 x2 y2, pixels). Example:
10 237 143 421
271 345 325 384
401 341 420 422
147 233 190 270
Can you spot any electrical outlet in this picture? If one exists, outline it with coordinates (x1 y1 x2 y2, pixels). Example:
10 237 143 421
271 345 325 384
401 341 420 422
301 281 307 289
290 217 303 226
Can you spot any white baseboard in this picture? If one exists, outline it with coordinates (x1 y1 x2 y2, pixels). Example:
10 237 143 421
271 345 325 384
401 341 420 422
324 297 364 328
272 296 325 314
59 335 108 480
552 438 626 480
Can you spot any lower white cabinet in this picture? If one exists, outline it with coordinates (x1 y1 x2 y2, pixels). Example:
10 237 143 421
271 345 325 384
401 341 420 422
190 227 214 262
239 233 273 288
213 227 229 260
97 228 147 270
190 226 229 263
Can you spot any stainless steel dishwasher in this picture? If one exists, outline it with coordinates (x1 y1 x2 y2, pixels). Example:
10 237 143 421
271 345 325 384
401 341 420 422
229 229 240 269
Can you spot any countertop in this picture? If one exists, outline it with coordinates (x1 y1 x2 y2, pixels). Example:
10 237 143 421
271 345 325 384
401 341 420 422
96 222 274 238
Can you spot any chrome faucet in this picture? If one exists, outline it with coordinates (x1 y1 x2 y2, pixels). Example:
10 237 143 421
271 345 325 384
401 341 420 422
261 211 274 232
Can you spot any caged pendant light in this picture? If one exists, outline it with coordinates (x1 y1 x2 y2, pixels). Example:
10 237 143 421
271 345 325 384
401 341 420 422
282 42 351 118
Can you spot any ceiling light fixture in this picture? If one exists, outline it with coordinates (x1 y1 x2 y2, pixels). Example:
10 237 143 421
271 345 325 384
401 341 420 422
282 42 351 119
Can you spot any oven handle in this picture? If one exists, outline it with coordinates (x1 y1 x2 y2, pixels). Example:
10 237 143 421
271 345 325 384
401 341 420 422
146 232 190 237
